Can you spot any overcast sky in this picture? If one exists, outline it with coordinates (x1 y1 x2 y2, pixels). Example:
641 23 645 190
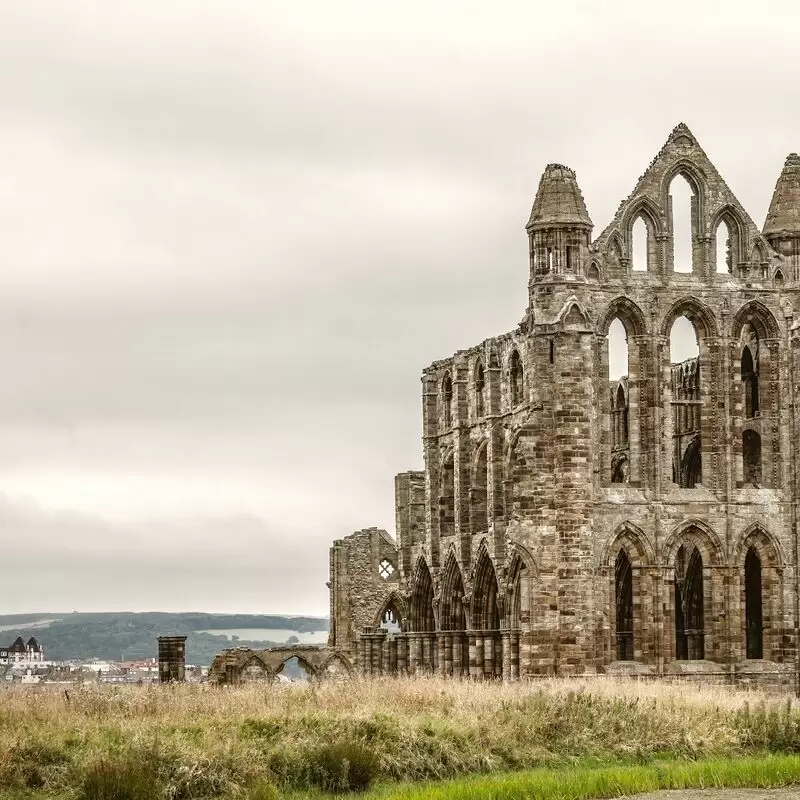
0 1 797 615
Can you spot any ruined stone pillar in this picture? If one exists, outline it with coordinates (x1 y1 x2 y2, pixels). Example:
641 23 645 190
363 636 373 675
443 634 453 675
359 635 368 674
452 633 462 676
501 631 511 679
396 635 407 675
387 637 397 675
378 632 388 674
408 634 420 673
421 634 431 672
511 631 520 680
473 634 484 679
438 633 447 675
468 632 477 677
483 633 494 678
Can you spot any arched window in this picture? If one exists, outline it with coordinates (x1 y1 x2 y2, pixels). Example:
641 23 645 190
472 549 502 678
775 269 785 287
745 547 763 659
675 544 704 660
670 316 701 487
616 384 628 445
442 372 453 428
670 174 695 273
615 548 634 660
715 219 732 273
439 454 455 536
474 360 485 418
379 600 402 633
607 317 631 484
587 262 600 281
743 430 762 486
631 216 648 272
509 350 523 408
741 346 759 419
472 445 489 534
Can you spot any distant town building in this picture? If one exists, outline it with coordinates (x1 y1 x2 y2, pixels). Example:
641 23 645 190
0 636 44 665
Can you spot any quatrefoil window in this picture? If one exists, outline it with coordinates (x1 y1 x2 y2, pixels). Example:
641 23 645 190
378 559 395 580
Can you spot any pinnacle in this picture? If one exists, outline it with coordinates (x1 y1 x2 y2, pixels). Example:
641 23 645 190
763 153 800 238
526 163 592 232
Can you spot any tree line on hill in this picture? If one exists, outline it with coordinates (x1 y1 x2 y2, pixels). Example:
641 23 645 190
0 612 328 666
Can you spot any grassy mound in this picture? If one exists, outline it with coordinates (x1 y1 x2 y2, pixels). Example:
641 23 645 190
0 677 798 797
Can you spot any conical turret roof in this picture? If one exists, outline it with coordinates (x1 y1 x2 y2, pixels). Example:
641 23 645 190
764 153 800 239
526 163 592 232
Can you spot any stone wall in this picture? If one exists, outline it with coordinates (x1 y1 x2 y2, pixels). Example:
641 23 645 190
327 124 800 688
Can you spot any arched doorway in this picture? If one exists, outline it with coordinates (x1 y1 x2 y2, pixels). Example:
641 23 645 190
615 548 634 660
675 544 704 660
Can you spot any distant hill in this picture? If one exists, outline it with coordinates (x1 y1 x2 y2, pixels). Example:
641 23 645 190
0 612 329 666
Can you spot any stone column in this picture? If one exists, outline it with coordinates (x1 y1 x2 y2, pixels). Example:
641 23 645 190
438 633 447 675
511 631 520 679
396 635 407 675
473 634 484 679
452 633 462 677
483 633 494 678
409 634 421 674
421 634 431 672
444 634 453 676
501 631 511 679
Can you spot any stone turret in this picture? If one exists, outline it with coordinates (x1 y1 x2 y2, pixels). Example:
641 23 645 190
763 153 800 282
526 164 593 290
764 153 800 246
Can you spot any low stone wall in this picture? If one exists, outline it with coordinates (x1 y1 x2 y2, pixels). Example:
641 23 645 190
209 645 353 684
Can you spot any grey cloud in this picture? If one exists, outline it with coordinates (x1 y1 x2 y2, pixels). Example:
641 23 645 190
0 1 798 611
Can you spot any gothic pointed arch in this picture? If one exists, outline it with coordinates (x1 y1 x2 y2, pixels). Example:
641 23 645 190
733 522 785 569
319 652 353 677
374 591 408 631
600 521 654 567
731 300 780 341
621 195 665 240
470 440 489 535
471 544 501 632
410 556 435 632
439 551 467 632
659 297 719 339
598 297 647 337
662 519 725 567
660 159 706 207
506 544 536 631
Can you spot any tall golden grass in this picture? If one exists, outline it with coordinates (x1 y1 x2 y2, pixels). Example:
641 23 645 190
0 676 797 797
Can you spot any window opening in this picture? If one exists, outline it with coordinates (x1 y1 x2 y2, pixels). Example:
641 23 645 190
509 350 523 407
608 318 630 483
670 316 701 487
615 548 634 660
276 656 313 683
670 174 695 273
741 345 759 418
744 547 763 659
439 455 455 536
442 373 453 428
675 544 704 660
380 601 402 633
742 430 762 486
472 445 489 534
715 220 732 273
631 216 648 272
549 340 554 364
378 559 395 580
475 361 485 417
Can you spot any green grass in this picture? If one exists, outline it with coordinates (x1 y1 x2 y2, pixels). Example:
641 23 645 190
2 679 800 797
309 755 800 800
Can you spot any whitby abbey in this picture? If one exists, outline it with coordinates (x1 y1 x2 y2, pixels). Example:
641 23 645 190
216 124 800 685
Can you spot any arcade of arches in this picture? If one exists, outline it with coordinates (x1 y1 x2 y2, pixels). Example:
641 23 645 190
323 125 800 686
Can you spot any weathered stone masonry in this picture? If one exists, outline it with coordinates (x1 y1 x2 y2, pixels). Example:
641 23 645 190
328 124 800 685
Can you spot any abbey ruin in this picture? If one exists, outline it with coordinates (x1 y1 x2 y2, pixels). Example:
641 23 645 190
324 124 800 685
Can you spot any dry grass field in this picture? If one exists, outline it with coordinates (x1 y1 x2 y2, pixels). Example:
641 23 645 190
1 677 799 798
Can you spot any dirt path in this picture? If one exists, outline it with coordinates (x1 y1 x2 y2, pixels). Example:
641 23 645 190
629 790 799 800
